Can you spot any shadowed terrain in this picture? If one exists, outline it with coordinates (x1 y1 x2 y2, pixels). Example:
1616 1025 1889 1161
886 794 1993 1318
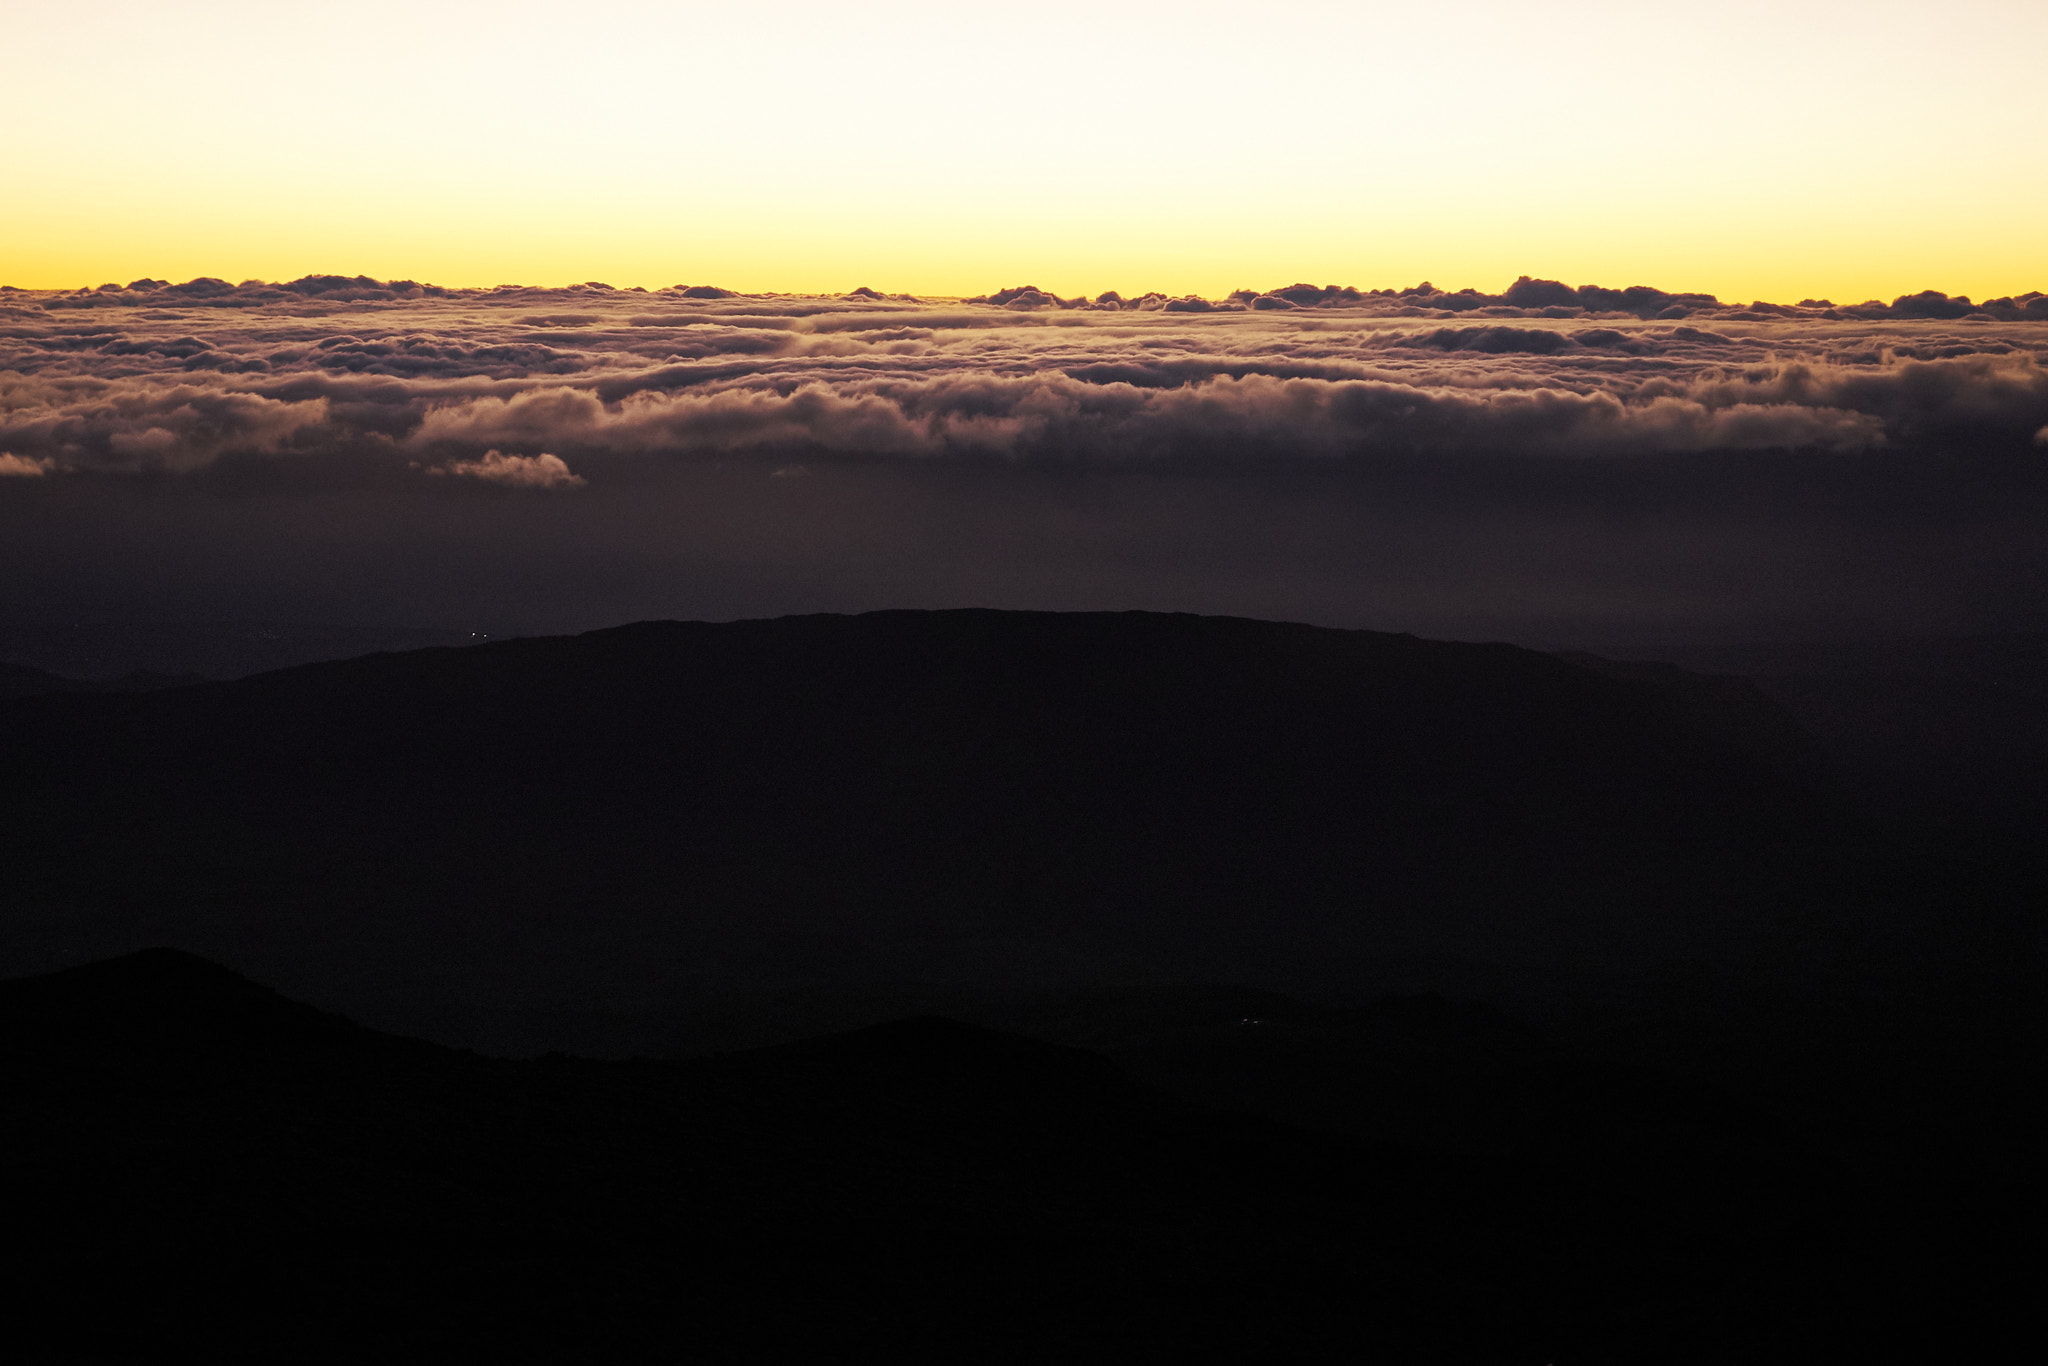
0 608 1865 1051
1 610 2042 1358
3 948 2036 1361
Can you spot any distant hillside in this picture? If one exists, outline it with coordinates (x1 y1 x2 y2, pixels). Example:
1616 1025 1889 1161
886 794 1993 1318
0 610 1865 1050
1676 633 2048 839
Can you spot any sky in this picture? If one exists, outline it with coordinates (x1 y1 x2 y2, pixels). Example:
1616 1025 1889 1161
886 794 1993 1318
6 0 2046 302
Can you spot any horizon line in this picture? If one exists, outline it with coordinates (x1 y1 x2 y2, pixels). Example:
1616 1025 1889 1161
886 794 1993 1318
9 273 2046 319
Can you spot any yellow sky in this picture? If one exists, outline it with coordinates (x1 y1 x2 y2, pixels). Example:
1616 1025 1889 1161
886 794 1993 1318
5 0 2044 302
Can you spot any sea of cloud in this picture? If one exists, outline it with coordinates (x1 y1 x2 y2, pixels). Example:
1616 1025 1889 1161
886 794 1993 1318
4 275 2044 481
3 275 2045 647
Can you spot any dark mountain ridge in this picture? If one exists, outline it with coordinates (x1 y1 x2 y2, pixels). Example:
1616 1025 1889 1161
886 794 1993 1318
0 945 370 1058
0 609 1857 1052
4 948 2031 1360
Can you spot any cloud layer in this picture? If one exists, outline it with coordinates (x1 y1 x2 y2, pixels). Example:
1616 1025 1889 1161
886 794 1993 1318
4 276 2045 482
3 275 2045 649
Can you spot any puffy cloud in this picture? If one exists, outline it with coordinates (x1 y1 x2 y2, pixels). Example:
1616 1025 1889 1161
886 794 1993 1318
393 368 1888 466
967 285 1081 309
0 452 51 477
411 382 938 458
1887 290 1977 321
436 449 584 488
1503 276 1581 309
1656 354 2048 447
0 376 330 472
1411 326 1576 355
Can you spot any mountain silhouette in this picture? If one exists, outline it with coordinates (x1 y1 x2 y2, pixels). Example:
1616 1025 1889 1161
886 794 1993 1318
0 945 371 1056
0 609 1852 1051
3 948 2030 1361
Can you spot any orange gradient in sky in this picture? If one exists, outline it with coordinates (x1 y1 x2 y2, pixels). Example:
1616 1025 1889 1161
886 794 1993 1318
4 0 2044 302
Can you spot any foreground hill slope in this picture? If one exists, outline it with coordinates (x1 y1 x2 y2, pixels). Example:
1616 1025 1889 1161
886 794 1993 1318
3 949 2028 1361
1 610 1847 1047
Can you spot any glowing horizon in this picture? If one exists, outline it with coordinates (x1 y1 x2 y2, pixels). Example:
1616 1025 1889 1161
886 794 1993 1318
5 0 2045 304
